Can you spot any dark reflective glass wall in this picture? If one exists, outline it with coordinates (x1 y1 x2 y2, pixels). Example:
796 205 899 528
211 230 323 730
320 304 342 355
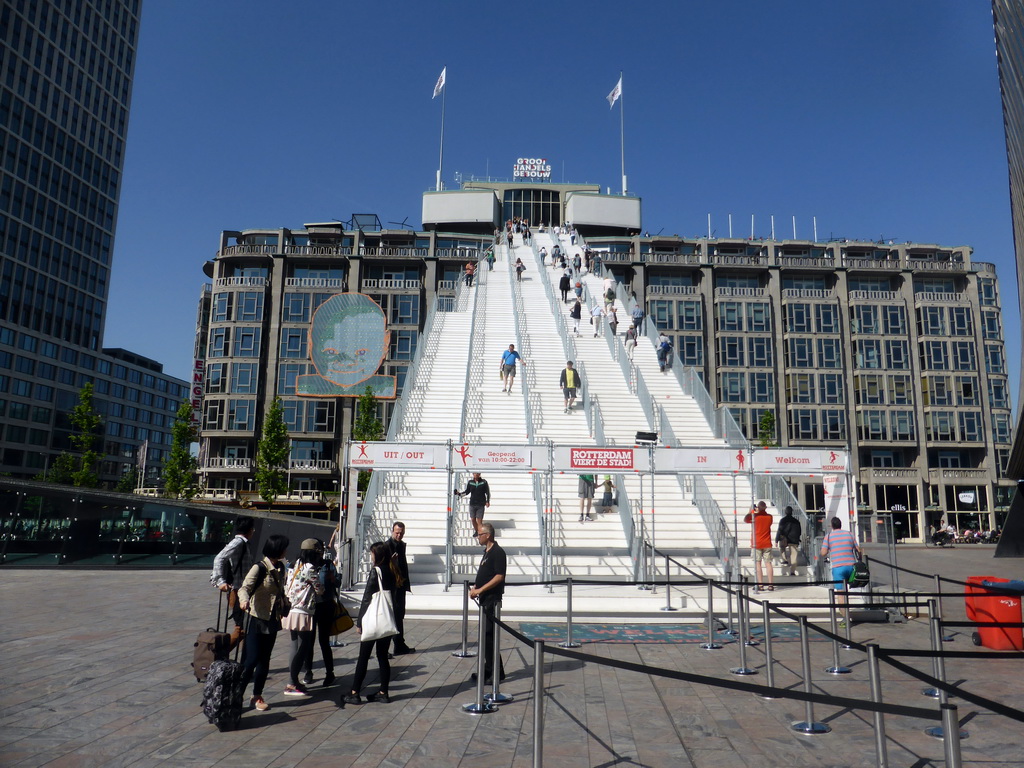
502 189 561 227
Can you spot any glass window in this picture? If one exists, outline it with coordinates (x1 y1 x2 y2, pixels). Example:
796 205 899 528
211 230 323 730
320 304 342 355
886 340 909 370
679 336 703 366
923 375 952 406
787 373 815 403
650 300 674 330
853 305 879 334
749 372 774 402
227 399 256 431
787 337 813 368
305 400 336 432
789 409 818 441
232 327 261 357
955 375 978 406
231 363 259 394
986 345 1005 374
890 411 916 441
282 293 311 323
816 304 839 333
277 363 306 395
208 327 230 358
951 341 976 371
206 362 226 394
746 303 771 332
817 338 842 368
921 340 949 370
918 306 945 336
717 302 742 331
822 409 847 441
855 339 882 369
979 278 997 306
883 305 906 335
927 411 956 441
993 412 1012 443
389 330 418 361
948 306 972 336
719 337 744 367
203 400 224 430
858 410 888 440
392 294 420 325
678 301 702 331
856 374 883 405
236 292 264 322
819 373 844 404
282 399 304 431
888 375 913 405
719 372 746 402
982 311 1000 340
787 303 811 333
280 329 307 359
747 337 772 367
989 378 1009 409
212 292 232 322
959 411 983 442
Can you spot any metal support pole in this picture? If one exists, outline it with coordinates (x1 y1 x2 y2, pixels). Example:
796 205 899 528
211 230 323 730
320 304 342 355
934 573 954 642
743 577 759 647
533 640 545 768
867 644 888 767
792 615 831 734
700 579 723 650
922 613 970 742
462 602 496 715
939 704 964 766
560 577 581 648
922 599 941 698
661 555 677 611
730 577 756 676
759 600 776 698
825 588 851 674
485 603 513 704
723 566 738 636
452 580 476 658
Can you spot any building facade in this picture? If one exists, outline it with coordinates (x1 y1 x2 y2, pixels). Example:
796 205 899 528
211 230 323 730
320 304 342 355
0 1 189 484
197 182 1013 540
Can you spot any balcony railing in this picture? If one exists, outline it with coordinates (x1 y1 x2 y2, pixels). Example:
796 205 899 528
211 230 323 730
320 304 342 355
782 288 835 299
435 247 484 260
714 287 766 298
205 457 253 470
282 245 352 256
220 245 277 256
914 291 967 304
213 276 268 288
843 258 899 270
864 468 918 479
849 290 900 302
647 252 703 265
908 259 966 272
437 280 458 292
197 488 238 501
361 278 423 290
932 468 989 480
358 247 430 258
284 277 345 288
710 254 767 266
647 285 698 296
779 256 834 268
597 251 633 263
288 459 335 471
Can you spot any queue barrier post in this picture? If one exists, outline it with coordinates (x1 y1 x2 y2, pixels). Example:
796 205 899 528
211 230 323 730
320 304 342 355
730 576 756 676
700 579 723 650
792 615 831 735
452 580 476 658
485 603 513 705
533 640 545 768
934 573 954 643
867 644 888 767
758 600 776 698
660 555 677 612
559 577 581 649
825 587 851 675
462 601 496 715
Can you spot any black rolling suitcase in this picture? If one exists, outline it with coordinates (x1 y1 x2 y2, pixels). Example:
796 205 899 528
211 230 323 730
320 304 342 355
201 655 246 731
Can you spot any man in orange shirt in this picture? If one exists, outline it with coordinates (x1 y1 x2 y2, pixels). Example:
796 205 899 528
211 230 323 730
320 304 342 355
743 501 774 592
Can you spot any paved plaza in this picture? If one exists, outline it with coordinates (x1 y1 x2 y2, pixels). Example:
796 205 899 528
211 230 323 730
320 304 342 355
1 546 1022 767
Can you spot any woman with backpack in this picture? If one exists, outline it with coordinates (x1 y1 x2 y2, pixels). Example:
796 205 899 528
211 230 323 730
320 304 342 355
281 539 326 697
342 540 405 705
300 539 338 687
237 534 290 712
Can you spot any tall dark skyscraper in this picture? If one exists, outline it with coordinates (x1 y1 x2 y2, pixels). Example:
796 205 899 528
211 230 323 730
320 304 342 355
0 2 189 483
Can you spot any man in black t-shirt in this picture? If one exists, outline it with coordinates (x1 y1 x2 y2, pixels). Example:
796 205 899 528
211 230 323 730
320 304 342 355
469 523 506 682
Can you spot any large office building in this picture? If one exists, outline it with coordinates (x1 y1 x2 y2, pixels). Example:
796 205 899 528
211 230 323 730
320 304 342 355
0 1 189 485
196 178 1013 540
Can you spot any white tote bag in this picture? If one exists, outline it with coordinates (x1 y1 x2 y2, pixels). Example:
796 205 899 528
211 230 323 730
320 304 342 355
360 567 398 642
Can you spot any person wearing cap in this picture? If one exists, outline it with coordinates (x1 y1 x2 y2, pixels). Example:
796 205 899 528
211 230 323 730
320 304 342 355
301 538 339 686
559 361 582 413
280 539 326 696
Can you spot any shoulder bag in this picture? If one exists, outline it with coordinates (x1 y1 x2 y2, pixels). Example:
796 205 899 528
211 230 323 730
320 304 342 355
360 567 398 642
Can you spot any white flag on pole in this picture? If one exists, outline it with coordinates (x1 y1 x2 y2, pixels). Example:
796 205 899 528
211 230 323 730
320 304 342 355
606 75 622 109
433 66 446 99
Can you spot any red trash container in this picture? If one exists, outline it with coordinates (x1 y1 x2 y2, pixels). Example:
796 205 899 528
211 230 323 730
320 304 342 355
964 576 1023 650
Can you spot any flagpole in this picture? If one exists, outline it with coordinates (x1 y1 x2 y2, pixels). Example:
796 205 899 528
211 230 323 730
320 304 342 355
436 83 446 191
619 70 626 196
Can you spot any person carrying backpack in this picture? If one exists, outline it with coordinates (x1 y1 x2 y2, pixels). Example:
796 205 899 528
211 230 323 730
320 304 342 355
210 516 255 649
775 506 802 577
657 332 673 372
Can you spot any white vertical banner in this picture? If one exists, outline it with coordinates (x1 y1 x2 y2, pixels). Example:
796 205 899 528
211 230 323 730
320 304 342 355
823 474 854 527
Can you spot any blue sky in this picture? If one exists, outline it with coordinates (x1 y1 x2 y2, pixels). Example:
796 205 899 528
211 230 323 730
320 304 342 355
105 1 1018 402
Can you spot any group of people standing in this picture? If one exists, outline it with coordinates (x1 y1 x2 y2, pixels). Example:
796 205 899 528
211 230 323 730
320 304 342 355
210 517 417 714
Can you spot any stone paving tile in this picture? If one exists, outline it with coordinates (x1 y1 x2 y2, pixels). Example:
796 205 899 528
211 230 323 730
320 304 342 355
2 548 1023 766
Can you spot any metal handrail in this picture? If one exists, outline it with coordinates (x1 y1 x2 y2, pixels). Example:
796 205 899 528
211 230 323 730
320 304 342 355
692 474 737 577
509 245 537 443
752 472 816 576
457 257 485 442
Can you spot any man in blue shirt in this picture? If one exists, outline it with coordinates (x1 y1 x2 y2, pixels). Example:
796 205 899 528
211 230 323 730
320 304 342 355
500 344 524 394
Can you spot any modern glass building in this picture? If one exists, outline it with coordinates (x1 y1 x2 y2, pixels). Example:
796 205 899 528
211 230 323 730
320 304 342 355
0 1 189 484
195 180 1013 541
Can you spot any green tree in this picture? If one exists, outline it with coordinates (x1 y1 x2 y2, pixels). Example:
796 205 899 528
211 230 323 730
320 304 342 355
115 467 139 494
53 382 102 487
255 396 290 511
352 386 384 494
758 410 777 448
162 399 199 499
